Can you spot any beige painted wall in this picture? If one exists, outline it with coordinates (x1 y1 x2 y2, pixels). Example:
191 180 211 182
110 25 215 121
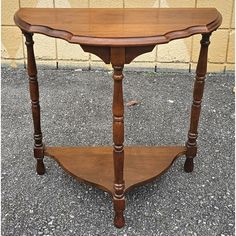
1 0 235 72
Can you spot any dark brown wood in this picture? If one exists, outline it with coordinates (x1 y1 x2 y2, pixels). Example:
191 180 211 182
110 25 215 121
14 8 222 46
185 33 211 172
80 45 110 64
80 45 156 64
111 47 125 228
15 7 222 228
44 146 186 194
125 45 156 64
23 32 45 175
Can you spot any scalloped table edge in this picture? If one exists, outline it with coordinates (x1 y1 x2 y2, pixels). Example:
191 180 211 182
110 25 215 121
13 9 222 47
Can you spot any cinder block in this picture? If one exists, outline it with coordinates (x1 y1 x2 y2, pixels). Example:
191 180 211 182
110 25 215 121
191 34 202 62
90 61 113 70
55 0 89 8
32 34 57 59
157 62 189 71
54 0 71 7
227 30 235 63
90 0 123 8
20 0 38 7
231 5 235 28
68 0 89 7
92 61 156 70
1 26 24 59
207 63 226 72
91 54 102 61
2 0 19 25
20 0 53 7
3 0 232 72
57 60 90 69
125 62 156 70
191 62 225 72
57 39 89 60
160 0 195 7
35 60 57 67
206 63 225 72
192 30 228 63
197 0 233 28
1 59 25 68
91 47 156 62
158 38 191 62
19 1 54 60
134 47 157 62
125 0 158 8
226 63 235 71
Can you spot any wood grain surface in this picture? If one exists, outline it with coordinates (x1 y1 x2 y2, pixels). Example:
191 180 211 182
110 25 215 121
44 146 186 195
14 8 222 46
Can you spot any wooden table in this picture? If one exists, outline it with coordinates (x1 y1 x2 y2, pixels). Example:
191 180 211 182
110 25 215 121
14 8 222 228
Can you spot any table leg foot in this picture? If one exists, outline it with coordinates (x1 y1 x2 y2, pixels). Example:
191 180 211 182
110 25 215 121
36 158 45 175
113 198 125 228
184 158 194 173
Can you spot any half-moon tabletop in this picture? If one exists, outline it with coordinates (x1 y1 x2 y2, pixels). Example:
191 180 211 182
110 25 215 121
14 8 222 47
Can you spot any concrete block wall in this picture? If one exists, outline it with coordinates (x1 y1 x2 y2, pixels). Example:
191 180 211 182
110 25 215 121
1 0 235 72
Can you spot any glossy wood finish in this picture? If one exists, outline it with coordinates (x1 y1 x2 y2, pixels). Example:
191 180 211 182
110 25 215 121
15 7 222 228
14 8 222 46
185 33 211 172
44 146 186 194
111 47 126 227
14 8 222 65
23 32 45 175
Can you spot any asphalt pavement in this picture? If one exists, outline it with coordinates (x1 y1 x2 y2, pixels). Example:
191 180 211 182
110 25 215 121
1 65 235 236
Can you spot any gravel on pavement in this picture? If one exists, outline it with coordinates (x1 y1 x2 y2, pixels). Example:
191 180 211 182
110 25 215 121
1 66 235 236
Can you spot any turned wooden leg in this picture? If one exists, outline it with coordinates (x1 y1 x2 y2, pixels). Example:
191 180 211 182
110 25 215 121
112 63 125 228
23 32 45 175
185 33 211 172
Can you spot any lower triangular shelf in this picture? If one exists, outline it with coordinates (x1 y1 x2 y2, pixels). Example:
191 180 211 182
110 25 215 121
44 146 186 194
